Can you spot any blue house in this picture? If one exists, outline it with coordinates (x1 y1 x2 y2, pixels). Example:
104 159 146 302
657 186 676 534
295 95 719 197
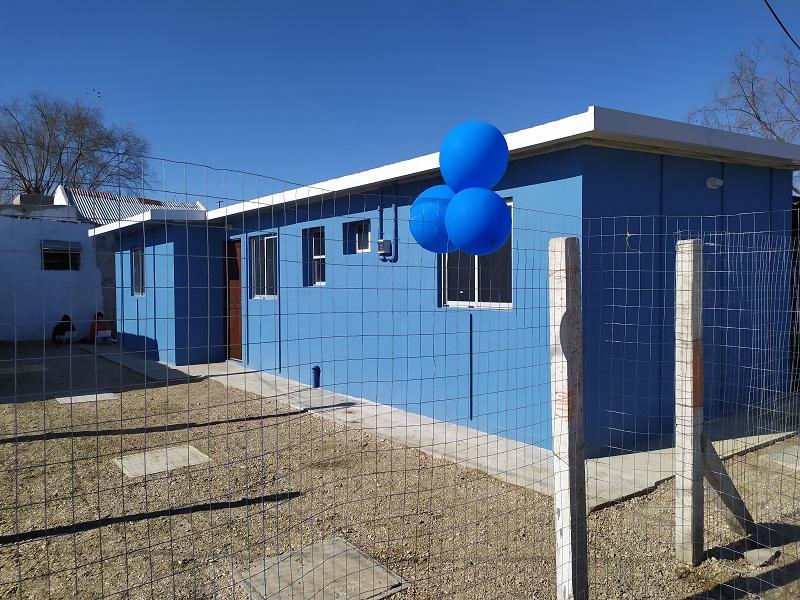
90 107 800 457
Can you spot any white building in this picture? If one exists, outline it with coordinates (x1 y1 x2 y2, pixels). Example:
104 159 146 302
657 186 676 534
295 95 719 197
0 186 204 341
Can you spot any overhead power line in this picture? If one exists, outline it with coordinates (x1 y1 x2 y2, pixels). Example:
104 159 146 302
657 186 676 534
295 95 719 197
763 0 800 52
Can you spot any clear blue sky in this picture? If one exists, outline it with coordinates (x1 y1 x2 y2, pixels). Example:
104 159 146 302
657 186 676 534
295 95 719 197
0 0 798 190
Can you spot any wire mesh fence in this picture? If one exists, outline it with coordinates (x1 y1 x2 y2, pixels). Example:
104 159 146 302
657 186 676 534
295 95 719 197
0 144 799 599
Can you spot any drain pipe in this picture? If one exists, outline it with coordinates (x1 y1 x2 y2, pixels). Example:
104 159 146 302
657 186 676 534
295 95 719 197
390 197 399 263
377 186 400 263
378 194 386 262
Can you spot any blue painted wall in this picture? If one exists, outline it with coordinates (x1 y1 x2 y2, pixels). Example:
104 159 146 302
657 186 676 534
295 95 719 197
115 223 226 366
582 147 793 455
231 152 581 445
110 144 794 458
228 150 585 449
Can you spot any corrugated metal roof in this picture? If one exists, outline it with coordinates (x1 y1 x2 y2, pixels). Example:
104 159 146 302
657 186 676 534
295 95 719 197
63 187 205 225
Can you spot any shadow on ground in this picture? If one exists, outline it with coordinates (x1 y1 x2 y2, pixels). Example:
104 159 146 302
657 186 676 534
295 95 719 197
686 523 800 599
0 341 204 403
0 402 356 444
0 491 301 544
685 559 800 599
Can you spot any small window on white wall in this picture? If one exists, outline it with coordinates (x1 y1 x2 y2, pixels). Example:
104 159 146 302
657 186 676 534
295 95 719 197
41 240 81 271
250 234 278 298
343 219 371 254
131 247 145 296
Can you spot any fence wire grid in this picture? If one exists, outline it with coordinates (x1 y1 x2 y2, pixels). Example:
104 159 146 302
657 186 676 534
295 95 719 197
0 148 798 600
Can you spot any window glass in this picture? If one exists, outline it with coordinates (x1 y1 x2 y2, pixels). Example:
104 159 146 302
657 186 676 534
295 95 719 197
131 247 144 296
355 220 370 252
343 220 371 254
445 250 475 304
250 235 277 298
477 230 512 303
41 241 81 271
442 200 512 307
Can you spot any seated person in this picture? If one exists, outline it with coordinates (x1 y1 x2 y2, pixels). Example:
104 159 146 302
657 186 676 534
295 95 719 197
51 314 76 344
88 312 115 342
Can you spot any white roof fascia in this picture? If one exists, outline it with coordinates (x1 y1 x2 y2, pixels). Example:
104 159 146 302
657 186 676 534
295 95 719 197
588 106 800 168
206 106 800 222
206 109 596 221
88 209 207 237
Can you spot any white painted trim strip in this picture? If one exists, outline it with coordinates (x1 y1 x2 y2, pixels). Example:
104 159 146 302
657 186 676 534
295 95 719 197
88 209 207 236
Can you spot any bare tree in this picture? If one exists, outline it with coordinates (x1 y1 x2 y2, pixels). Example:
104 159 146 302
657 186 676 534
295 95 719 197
689 43 800 192
0 92 150 200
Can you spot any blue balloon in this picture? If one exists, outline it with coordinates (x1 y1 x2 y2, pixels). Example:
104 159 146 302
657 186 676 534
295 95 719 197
445 188 511 256
439 121 508 192
409 185 457 253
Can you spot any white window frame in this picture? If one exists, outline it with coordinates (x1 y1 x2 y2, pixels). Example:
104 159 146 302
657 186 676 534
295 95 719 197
354 220 371 253
441 200 512 310
131 247 145 297
308 226 328 287
250 234 278 299
41 240 81 271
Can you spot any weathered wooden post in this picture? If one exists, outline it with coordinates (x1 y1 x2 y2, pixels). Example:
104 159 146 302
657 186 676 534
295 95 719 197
548 236 589 600
674 238 704 566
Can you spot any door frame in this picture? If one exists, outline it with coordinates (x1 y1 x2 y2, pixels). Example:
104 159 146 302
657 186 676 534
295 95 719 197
225 238 243 361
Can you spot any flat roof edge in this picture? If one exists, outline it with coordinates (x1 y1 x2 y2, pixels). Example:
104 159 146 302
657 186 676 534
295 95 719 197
205 109 598 221
88 209 208 237
591 106 800 168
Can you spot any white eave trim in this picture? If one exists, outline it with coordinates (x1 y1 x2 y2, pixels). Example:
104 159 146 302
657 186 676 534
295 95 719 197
206 106 800 222
88 209 207 237
206 110 596 221
588 107 800 169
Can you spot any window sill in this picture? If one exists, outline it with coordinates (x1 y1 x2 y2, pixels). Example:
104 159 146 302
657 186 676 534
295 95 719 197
443 302 513 310
252 294 278 300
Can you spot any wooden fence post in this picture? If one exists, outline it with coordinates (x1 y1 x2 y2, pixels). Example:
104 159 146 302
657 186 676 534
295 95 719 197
548 236 589 600
674 238 704 566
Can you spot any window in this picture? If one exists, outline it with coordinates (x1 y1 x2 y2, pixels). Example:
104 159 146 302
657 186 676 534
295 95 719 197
303 227 326 286
343 219 371 254
441 201 512 308
41 240 81 271
250 234 278 298
131 247 145 296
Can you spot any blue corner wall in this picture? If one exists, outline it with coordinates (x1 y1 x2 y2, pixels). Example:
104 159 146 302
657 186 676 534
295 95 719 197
110 143 794 458
581 147 793 455
115 222 226 366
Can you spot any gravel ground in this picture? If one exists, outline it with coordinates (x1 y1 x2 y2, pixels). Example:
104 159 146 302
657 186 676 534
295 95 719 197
1 343 799 599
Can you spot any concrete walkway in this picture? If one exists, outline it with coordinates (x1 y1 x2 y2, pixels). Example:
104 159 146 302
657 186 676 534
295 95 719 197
83 348 794 512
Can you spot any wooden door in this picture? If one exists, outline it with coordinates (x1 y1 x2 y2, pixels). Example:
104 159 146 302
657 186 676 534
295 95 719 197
226 240 243 360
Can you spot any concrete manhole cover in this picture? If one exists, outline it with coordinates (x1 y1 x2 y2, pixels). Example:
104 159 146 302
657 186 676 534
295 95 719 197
112 444 211 477
55 392 119 404
235 536 408 599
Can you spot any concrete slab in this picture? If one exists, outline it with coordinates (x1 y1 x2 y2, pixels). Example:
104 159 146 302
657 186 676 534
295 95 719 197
55 392 119 404
81 346 179 382
164 360 793 512
113 445 211 477
744 547 780 567
234 536 408 599
766 444 800 470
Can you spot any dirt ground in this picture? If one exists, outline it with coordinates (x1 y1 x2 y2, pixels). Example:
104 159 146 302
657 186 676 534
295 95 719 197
1 342 800 599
